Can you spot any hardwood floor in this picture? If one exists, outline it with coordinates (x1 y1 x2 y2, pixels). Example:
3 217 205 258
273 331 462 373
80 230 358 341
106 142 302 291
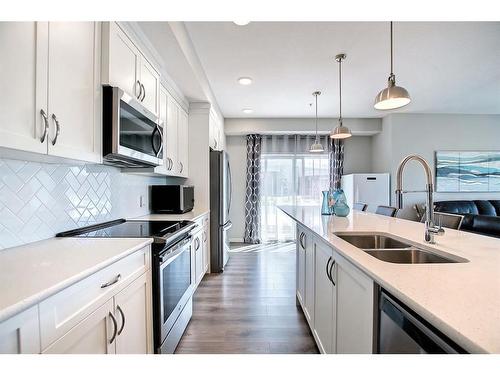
175 242 319 354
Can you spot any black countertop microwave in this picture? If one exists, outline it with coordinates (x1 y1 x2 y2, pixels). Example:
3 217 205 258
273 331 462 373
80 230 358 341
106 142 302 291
151 185 195 214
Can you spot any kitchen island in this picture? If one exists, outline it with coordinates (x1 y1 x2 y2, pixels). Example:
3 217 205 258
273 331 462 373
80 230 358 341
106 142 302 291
279 205 500 354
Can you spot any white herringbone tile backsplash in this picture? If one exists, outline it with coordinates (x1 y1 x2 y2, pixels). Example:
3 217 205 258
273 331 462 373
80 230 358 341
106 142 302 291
0 158 166 250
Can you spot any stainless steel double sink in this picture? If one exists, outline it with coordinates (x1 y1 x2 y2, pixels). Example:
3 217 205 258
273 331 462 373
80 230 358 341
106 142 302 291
334 233 467 264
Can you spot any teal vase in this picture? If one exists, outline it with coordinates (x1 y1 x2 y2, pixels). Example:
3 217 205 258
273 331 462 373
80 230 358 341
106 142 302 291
321 191 332 215
333 189 350 217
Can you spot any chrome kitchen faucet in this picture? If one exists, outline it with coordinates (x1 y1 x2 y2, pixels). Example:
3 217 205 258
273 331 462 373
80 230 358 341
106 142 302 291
395 155 444 244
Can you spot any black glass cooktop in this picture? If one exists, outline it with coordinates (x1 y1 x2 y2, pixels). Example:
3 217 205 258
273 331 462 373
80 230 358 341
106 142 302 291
56 219 195 242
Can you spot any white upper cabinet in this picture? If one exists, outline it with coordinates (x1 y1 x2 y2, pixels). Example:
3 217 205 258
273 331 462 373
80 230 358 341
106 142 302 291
165 92 179 175
46 22 101 163
177 108 189 177
103 22 141 99
0 22 101 164
102 22 160 116
139 57 160 116
0 22 47 155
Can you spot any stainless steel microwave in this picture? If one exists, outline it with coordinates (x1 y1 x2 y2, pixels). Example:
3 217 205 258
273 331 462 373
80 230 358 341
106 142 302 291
103 86 163 167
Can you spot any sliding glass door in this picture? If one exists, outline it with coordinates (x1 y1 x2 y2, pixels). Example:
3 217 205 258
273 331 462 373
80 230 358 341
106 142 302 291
260 153 329 242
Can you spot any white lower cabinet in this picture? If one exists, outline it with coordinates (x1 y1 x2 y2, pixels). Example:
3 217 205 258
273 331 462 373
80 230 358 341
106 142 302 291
0 245 152 354
193 229 204 286
192 214 210 288
313 242 336 354
296 227 306 305
296 227 375 354
43 299 116 354
296 225 315 326
114 271 153 354
0 306 40 354
336 255 375 353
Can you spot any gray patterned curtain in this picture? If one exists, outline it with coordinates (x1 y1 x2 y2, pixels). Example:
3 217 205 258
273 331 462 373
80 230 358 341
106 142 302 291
329 139 345 190
244 134 262 244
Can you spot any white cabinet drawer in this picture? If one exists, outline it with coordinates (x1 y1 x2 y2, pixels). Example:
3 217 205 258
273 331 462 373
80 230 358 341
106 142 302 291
39 246 150 350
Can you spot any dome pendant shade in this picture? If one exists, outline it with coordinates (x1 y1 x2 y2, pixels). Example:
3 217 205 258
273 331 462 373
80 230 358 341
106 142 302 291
310 140 325 152
374 74 411 110
330 119 352 139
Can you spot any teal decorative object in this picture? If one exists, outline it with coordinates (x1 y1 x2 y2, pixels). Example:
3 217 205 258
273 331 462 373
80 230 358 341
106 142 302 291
333 189 350 217
321 191 332 215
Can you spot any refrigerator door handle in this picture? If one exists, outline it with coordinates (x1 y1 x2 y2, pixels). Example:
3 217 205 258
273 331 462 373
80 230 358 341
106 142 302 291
223 220 233 230
227 157 232 218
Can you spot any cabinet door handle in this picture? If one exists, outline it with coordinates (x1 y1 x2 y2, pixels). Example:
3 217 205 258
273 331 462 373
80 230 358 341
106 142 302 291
329 259 336 286
40 109 49 143
51 114 60 146
179 162 184 173
136 80 142 99
141 83 146 102
326 256 332 282
299 232 306 249
109 312 118 344
116 305 125 335
101 274 121 288
195 237 200 251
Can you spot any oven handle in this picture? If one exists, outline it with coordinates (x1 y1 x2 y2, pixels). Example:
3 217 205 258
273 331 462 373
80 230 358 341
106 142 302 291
159 236 192 266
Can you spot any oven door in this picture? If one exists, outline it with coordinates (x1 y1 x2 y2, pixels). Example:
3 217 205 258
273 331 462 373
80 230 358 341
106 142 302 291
158 237 193 345
105 86 163 166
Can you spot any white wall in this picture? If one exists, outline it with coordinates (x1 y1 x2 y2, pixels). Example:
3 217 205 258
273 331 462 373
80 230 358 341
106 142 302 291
372 114 500 218
226 134 374 242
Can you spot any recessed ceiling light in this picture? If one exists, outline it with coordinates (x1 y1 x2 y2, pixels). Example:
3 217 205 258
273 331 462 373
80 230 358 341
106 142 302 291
233 21 250 26
242 108 253 114
238 77 253 85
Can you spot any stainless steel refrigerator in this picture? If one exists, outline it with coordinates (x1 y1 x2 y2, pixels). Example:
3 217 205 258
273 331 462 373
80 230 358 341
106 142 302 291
209 149 232 272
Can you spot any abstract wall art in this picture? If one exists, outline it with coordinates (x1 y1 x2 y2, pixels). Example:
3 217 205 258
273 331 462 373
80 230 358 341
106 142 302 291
435 151 500 192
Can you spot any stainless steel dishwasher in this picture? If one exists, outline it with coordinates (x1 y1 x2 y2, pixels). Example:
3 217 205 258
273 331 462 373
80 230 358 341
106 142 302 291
378 290 466 354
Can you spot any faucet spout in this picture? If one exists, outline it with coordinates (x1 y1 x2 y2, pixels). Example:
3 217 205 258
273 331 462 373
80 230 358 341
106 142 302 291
395 154 443 244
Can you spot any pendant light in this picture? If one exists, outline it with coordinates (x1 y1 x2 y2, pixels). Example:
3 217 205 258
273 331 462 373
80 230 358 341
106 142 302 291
330 54 352 139
374 22 411 110
309 91 324 153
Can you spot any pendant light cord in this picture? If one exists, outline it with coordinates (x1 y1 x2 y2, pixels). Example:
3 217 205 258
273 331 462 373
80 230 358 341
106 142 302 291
315 94 319 140
338 58 342 124
390 21 393 75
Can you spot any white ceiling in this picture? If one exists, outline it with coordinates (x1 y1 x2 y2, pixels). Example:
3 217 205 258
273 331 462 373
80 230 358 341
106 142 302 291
184 22 500 118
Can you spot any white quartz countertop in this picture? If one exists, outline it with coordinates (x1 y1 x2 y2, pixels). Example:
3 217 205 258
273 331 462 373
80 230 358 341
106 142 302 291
130 210 209 222
279 205 500 354
0 237 153 322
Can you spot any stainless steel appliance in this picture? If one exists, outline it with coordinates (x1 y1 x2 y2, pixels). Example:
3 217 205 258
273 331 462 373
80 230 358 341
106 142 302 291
209 149 232 273
378 290 465 353
102 86 163 168
56 219 197 354
151 185 195 214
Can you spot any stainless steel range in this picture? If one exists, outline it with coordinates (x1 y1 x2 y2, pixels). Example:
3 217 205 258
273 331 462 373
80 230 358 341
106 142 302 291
57 219 197 353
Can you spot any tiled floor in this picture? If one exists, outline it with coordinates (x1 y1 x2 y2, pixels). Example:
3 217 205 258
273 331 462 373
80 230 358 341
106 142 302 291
175 242 318 354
